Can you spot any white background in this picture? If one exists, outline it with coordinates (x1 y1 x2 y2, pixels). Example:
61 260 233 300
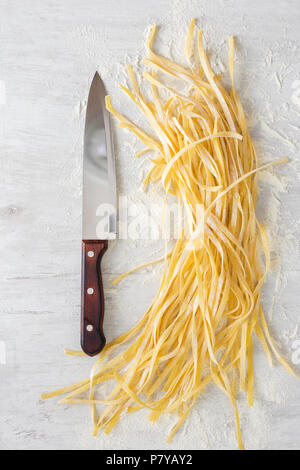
0 0 299 450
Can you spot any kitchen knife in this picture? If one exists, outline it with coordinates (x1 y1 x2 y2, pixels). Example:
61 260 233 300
81 72 117 356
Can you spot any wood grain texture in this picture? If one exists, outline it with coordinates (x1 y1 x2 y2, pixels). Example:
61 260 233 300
81 240 107 356
0 0 299 451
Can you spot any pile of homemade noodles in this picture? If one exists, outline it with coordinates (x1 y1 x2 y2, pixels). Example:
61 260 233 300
42 20 296 449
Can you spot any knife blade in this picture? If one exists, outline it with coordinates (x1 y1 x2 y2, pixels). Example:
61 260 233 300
81 72 117 356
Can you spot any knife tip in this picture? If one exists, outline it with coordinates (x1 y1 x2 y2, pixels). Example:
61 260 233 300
92 71 101 81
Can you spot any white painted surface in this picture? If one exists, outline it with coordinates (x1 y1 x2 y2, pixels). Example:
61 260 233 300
0 0 299 450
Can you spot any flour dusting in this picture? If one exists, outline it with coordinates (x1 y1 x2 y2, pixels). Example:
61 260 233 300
70 1 299 450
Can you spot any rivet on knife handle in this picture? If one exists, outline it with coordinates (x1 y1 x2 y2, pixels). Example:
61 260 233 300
81 240 108 356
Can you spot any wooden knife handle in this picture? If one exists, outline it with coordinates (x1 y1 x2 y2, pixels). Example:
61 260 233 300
81 240 108 356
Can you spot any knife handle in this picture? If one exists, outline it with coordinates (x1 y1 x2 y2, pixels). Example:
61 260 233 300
81 240 108 356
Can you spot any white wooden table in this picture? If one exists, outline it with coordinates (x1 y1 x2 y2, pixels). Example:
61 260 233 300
0 0 299 450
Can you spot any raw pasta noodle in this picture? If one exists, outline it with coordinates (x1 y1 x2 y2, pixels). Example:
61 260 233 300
42 20 296 449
